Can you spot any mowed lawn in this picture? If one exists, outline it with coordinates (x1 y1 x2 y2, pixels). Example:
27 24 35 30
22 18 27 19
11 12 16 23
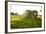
10 15 42 29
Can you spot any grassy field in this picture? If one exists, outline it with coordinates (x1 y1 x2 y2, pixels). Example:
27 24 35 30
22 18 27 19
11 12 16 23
10 15 42 29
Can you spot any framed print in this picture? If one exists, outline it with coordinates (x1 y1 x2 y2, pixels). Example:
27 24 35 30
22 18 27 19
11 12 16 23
5 1 45 33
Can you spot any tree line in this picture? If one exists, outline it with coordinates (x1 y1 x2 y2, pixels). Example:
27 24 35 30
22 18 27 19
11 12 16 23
10 10 38 16
10 12 18 15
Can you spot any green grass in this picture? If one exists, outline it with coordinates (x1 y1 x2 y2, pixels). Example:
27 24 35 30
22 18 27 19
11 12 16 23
10 15 42 29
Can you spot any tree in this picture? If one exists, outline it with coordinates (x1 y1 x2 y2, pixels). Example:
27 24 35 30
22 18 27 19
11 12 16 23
15 13 18 15
10 12 14 15
26 10 32 16
23 10 38 18
33 10 38 16
24 10 33 16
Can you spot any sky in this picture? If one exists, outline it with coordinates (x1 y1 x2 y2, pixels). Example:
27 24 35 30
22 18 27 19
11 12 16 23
9 2 42 15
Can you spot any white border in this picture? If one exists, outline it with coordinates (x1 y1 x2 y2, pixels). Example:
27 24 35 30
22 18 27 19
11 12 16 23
8 2 44 32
